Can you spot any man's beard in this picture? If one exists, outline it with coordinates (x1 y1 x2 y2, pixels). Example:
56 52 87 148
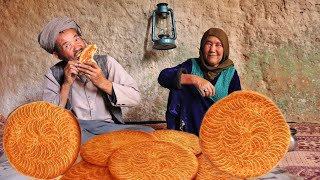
58 53 74 62
56 52 71 62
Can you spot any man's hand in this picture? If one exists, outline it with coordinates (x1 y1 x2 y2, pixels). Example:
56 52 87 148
59 61 79 107
78 61 113 95
64 61 80 85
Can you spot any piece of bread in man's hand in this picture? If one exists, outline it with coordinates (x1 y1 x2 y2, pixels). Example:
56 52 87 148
78 44 97 63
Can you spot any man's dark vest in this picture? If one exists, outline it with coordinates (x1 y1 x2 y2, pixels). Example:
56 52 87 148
50 55 124 124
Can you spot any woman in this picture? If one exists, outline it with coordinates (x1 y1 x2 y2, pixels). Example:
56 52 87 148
158 28 241 136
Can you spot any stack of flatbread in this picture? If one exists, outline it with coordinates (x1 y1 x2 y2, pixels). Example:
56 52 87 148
63 129 200 179
3 90 291 179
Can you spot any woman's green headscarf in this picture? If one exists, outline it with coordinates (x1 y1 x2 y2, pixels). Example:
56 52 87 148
198 28 234 80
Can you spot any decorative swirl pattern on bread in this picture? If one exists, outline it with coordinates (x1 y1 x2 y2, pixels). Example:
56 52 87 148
195 153 240 180
200 90 290 179
108 140 199 180
61 161 112 180
151 129 202 155
80 130 157 166
3 101 81 179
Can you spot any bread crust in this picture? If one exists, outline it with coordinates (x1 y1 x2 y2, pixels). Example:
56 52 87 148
79 44 97 63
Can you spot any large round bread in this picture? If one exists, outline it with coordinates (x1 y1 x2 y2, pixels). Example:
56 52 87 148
61 161 112 180
151 129 201 155
3 101 81 179
108 140 199 180
200 90 291 179
80 130 157 166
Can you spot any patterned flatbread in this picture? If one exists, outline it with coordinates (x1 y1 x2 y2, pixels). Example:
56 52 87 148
108 140 199 180
3 101 81 179
61 161 112 180
200 90 291 179
80 130 157 166
195 153 240 180
151 129 202 155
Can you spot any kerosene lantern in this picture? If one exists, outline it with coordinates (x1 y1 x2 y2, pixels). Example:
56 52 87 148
151 3 177 50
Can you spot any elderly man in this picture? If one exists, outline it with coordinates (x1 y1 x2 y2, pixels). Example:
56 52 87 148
38 18 153 143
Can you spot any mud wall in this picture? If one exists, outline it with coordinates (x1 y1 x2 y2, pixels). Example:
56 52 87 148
0 0 319 122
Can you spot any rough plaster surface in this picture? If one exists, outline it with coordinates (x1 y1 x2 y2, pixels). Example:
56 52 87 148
0 0 319 123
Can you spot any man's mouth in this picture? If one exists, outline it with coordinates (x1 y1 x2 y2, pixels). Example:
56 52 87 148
75 50 83 60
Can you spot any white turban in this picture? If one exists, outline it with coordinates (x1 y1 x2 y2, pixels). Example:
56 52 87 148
38 18 81 54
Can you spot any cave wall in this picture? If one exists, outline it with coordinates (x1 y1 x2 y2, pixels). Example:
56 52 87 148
0 0 319 122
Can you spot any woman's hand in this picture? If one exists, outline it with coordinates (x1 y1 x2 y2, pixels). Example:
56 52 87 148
194 76 215 97
181 74 215 97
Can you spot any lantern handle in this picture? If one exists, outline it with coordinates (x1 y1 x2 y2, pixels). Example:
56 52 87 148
168 8 176 40
151 11 157 41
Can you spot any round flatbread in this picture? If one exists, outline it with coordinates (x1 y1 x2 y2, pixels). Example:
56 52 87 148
3 101 81 179
151 129 201 155
195 153 240 180
61 161 112 180
200 90 290 179
108 140 199 180
80 130 157 166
